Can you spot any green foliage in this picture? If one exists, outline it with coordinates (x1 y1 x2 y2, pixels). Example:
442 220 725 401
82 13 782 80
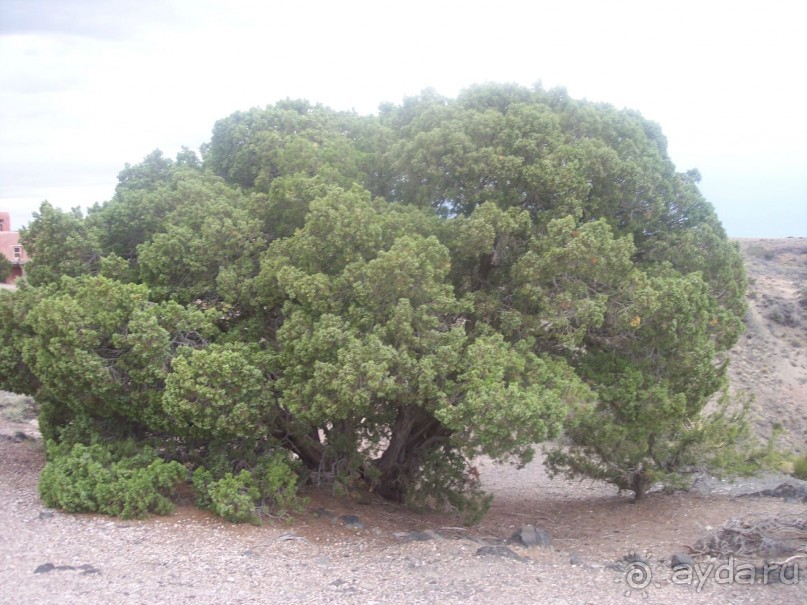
205 471 261 524
163 343 276 440
19 202 99 286
253 453 304 515
39 440 186 518
792 454 807 480
0 254 12 282
405 447 492 525
191 452 303 523
4 83 748 517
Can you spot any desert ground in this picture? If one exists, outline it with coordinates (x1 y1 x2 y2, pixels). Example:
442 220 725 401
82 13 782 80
0 237 805 605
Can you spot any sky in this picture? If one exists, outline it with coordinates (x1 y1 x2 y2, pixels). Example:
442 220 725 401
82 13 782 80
1 0 805 237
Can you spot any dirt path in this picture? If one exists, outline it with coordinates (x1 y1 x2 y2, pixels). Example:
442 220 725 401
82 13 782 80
1 423 805 605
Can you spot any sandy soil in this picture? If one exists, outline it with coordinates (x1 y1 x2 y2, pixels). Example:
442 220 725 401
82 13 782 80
1 419 806 605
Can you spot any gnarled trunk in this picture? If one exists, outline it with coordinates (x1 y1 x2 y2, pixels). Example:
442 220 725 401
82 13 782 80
370 404 450 502
631 469 651 501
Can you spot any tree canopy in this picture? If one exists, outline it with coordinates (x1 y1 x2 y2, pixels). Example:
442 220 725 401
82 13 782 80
1 83 749 520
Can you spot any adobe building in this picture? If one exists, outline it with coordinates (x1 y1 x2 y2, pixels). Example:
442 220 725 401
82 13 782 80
0 212 29 283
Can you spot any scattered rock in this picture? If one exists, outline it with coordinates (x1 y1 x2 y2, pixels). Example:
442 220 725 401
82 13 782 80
671 553 694 568
622 552 649 565
33 563 100 575
0 432 33 443
34 563 55 574
241 549 258 558
569 553 584 566
608 552 650 571
277 532 310 544
313 507 336 518
394 529 444 543
38 510 54 520
510 524 551 547
338 515 364 530
475 546 528 563
741 483 807 502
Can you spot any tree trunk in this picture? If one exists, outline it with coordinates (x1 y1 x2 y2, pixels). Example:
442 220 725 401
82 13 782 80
370 405 449 502
631 470 651 501
276 428 324 471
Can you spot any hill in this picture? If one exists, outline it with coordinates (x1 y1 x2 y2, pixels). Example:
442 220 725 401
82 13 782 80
729 237 807 454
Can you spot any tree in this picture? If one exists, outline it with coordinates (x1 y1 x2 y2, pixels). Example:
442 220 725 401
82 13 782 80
19 202 99 286
0 254 12 282
0 83 749 521
249 187 585 509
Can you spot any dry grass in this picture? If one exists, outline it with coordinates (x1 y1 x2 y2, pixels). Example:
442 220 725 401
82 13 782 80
0 390 37 423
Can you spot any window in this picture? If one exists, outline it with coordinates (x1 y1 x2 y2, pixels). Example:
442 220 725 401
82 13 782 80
13 246 21 259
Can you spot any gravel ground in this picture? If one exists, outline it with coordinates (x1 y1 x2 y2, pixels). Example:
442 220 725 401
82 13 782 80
2 428 806 605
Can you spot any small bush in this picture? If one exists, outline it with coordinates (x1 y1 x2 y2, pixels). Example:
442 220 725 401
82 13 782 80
39 441 187 518
792 454 807 480
254 453 304 515
207 470 261 524
191 451 303 523
406 447 492 525
746 245 775 261
768 306 799 327
0 391 37 423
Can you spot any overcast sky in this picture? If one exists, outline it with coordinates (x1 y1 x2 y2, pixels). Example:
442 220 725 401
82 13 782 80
1 0 805 237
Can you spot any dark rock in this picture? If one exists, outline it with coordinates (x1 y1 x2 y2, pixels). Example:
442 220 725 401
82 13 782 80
569 553 584 566
510 524 551 547
78 564 100 575
475 545 528 563
338 514 364 530
38 510 54 520
671 553 694 569
622 552 649 565
313 507 336 518
34 563 55 574
395 529 443 542
277 532 310 544
741 482 807 502
34 563 101 576
34 562 99 575
609 552 650 571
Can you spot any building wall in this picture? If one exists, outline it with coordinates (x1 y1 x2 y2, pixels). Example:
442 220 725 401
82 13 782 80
0 212 29 284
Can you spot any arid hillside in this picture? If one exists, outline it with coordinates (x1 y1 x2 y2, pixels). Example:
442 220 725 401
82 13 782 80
728 238 807 455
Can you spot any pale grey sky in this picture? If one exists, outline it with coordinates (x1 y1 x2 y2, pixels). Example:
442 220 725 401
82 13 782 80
1 0 805 236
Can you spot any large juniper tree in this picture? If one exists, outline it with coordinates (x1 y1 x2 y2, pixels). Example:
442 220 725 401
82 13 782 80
0 83 747 520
